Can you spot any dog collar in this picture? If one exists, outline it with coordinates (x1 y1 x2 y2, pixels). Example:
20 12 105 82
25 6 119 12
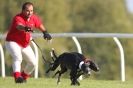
79 61 84 69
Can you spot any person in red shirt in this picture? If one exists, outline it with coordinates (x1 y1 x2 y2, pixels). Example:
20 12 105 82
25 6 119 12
5 2 52 83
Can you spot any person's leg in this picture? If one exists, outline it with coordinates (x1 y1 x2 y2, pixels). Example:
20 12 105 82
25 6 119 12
22 45 36 80
5 41 23 83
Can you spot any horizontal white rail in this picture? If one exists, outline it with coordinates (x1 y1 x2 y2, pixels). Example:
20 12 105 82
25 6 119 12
1 33 133 39
32 33 133 38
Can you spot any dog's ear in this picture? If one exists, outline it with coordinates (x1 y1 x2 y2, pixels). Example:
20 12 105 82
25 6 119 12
84 58 91 63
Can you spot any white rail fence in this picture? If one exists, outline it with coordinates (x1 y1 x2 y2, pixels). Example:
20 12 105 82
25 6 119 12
1 33 133 81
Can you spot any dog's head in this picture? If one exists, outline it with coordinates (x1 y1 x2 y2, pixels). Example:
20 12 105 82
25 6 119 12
88 60 99 72
79 59 99 74
80 62 91 74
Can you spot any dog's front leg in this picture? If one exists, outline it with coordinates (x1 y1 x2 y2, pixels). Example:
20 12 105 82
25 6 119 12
70 74 80 86
70 67 80 86
76 71 84 79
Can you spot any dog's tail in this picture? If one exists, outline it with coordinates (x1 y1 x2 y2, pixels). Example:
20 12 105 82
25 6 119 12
46 48 58 73
50 48 60 70
50 48 58 61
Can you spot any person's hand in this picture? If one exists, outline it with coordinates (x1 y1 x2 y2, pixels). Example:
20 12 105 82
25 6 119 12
43 31 52 40
25 26 33 32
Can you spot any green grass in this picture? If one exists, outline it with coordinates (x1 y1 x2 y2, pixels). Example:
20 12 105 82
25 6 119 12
0 77 133 88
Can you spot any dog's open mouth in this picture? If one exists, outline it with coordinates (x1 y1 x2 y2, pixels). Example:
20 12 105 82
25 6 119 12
87 68 91 75
88 71 91 75
83 67 91 75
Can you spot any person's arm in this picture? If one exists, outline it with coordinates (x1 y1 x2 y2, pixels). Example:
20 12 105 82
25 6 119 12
16 24 25 30
38 24 52 40
38 24 46 32
16 25 33 32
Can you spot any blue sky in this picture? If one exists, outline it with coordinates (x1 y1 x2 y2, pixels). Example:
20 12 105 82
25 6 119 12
125 0 133 13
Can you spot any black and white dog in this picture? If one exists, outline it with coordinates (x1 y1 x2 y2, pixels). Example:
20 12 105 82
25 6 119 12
46 48 99 86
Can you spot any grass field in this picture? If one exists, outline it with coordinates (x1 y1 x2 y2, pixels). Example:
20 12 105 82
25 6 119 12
0 77 133 88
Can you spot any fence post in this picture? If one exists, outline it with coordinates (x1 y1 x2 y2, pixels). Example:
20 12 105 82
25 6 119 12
113 37 125 82
72 36 83 80
31 41 39 79
0 43 5 77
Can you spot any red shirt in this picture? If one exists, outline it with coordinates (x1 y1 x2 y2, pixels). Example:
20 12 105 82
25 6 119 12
6 13 42 48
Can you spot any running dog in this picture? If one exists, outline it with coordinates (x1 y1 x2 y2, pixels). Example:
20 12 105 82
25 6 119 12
46 48 99 86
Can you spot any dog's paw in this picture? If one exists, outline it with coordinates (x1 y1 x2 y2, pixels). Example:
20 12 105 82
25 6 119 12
57 82 61 85
76 81 80 86
71 82 80 86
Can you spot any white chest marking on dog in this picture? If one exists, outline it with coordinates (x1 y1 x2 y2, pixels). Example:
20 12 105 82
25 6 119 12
79 61 84 69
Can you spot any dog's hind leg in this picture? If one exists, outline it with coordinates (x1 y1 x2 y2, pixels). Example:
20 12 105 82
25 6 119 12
57 68 67 85
46 67 52 73
52 70 60 78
